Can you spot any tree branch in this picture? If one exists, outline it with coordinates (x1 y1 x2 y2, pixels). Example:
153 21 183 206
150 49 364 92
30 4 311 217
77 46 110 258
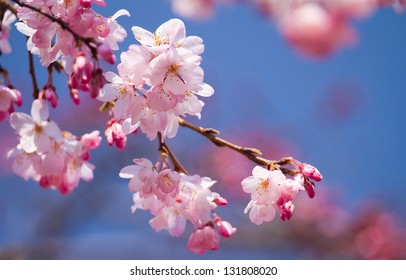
178 117 293 170
28 50 40 99
0 0 17 16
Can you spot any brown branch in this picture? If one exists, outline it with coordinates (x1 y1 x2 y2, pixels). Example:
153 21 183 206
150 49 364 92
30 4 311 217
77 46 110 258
11 0 97 57
0 0 17 16
158 133 188 174
178 117 293 170
28 50 40 99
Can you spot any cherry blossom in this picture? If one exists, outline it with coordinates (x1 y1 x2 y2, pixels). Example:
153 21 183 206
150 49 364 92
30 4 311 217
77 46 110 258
99 18 212 141
171 0 216 20
7 99 101 194
253 0 379 57
241 165 311 224
15 1 128 101
0 9 16 54
0 1 330 255
120 157 234 252
104 118 130 150
9 99 61 153
187 225 220 254
0 85 22 122
299 163 323 182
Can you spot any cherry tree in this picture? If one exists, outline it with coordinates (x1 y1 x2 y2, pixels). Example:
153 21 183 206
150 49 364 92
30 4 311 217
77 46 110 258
0 0 402 255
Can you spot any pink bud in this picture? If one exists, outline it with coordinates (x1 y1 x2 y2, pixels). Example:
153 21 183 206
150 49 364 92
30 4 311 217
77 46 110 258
70 87 80 105
74 52 87 71
41 86 58 108
80 0 92 8
81 130 102 150
97 43 116 64
215 217 236 238
279 200 295 221
0 111 7 122
105 119 127 150
213 196 228 206
39 176 51 188
89 68 105 98
303 179 315 198
12 88 23 107
300 163 323 182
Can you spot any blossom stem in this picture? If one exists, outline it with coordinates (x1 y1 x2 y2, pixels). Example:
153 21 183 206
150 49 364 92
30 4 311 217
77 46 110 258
178 117 292 171
28 50 40 99
158 133 188 174
0 0 17 16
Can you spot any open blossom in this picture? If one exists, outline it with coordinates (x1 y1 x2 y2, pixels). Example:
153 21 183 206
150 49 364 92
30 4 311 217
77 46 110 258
241 166 305 224
0 9 17 54
120 157 234 253
99 18 213 141
9 99 61 153
8 100 101 194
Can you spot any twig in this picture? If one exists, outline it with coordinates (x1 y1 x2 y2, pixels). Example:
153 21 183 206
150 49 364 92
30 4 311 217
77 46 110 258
0 0 17 16
28 50 39 98
158 133 188 174
178 117 293 170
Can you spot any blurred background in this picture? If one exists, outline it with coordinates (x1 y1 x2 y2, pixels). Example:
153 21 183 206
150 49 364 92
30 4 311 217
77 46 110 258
0 0 406 259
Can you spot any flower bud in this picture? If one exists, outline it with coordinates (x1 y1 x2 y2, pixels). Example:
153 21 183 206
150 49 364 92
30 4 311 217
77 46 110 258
300 163 323 182
214 217 236 238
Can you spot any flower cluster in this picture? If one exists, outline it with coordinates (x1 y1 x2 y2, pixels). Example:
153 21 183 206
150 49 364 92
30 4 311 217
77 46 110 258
98 18 213 143
120 158 236 254
242 162 322 225
1 2 327 255
7 99 101 194
15 0 129 102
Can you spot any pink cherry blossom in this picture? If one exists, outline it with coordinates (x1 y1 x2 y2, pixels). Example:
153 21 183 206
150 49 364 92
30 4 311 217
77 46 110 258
98 71 138 120
120 156 232 252
278 2 356 58
9 99 61 153
299 163 323 182
119 158 158 194
0 85 22 122
0 9 17 54
214 215 236 238
254 0 379 57
101 18 211 141
187 225 219 254
171 0 216 20
241 166 286 204
245 200 276 225
105 119 128 150
241 165 310 224
16 1 128 101
8 100 101 194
